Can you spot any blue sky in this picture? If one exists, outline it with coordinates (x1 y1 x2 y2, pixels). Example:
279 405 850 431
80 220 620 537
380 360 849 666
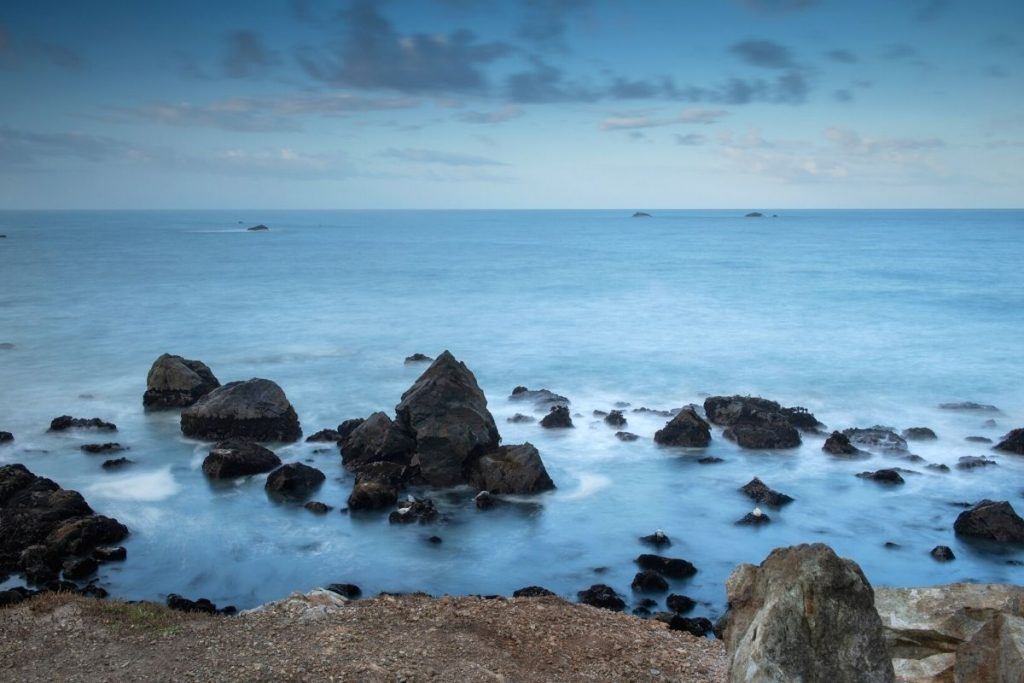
1 0 1021 208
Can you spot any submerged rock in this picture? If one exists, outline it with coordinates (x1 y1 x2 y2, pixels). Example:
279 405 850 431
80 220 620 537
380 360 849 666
539 405 574 429
745 211 764 218
202 438 281 479
698 456 724 464
995 428 1024 455
509 386 569 408
965 435 992 444
632 211 651 218
48 416 116 432
615 431 639 442
902 427 937 441
247 224 269 232
653 408 711 447
467 442 555 494
841 426 908 453
724 420 800 450
724 543 895 683
142 354 220 409
100 457 133 470
181 378 301 442
939 401 1000 413
303 501 332 514
856 469 905 485
506 413 536 424
635 553 697 578
954 500 1024 543
577 584 625 611
0 432 12 444
388 497 438 524
739 477 794 506
631 570 669 592
264 463 325 499
640 530 671 548
957 455 997 470
80 443 126 454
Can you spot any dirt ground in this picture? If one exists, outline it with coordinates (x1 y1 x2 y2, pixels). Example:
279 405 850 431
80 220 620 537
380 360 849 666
0 591 726 682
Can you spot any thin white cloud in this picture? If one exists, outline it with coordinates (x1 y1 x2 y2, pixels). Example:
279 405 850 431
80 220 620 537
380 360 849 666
601 107 728 131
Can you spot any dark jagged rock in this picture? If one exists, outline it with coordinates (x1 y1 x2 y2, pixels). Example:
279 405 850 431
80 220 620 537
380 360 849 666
336 418 365 442
167 594 218 614
62 556 98 579
338 412 414 473
640 531 671 547
956 456 997 470
635 554 697 579
539 405 573 429
474 490 495 510
704 395 822 433
509 386 569 408
965 436 992 443
395 352 500 486
822 430 864 457
603 410 627 428
631 570 669 592
930 545 955 561
902 427 937 441
264 463 325 499
202 438 281 479
724 543 894 682
181 378 301 442
669 615 713 637
513 586 555 598
856 469 905 485
247 224 269 231
346 463 405 511
697 456 724 464
0 432 12 444
507 413 536 424
0 464 127 580
994 428 1024 454
93 546 126 562
305 429 342 443
326 583 361 599
939 401 999 413
667 594 696 614
654 408 711 447
739 477 794 506
80 443 127 454
577 584 625 611
101 457 133 470
142 354 220 409
841 426 908 453
467 443 555 495
404 353 433 364
303 501 332 514
615 431 639 442
48 416 116 432
388 497 438 524
954 500 1024 543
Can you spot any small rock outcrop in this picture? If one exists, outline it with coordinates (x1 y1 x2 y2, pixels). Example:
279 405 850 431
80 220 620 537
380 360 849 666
635 554 697 579
822 430 863 457
666 594 695 614
640 530 671 547
507 413 535 424
736 509 771 526
930 545 955 561
631 570 669 592
577 584 625 611
724 543 895 683
654 408 711 447
142 354 220 409
957 455 997 470
539 405 574 429
404 353 433 364
856 469 905 485
603 410 627 428
48 416 116 432
739 477 794 506
247 224 269 232
467 443 555 494
202 439 281 479
513 586 555 598
305 429 342 443
346 463 405 511
181 378 301 442
509 386 569 408
80 443 126 454
615 431 638 442
841 426 908 453
388 497 438 524
0 432 13 444
632 211 651 218
264 463 325 499
703 396 805 449
902 427 937 441
938 401 999 412
953 500 1024 543
994 428 1024 454
338 412 414 473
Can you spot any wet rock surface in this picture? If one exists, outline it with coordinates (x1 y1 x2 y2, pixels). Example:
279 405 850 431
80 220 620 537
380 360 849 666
143 354 220 409
954 499 1024 543
995 428 1024 454
264 463 325 499
202 439 281 479
539 405 574 429
654 407 711 447
856 469 906 485
48 416 116 432
181 378 301 442
739 477 794 506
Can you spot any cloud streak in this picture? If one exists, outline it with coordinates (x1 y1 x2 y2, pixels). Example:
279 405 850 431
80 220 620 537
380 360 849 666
383 147 508 166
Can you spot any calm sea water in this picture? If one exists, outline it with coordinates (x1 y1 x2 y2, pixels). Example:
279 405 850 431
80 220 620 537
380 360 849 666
1 209 1022 615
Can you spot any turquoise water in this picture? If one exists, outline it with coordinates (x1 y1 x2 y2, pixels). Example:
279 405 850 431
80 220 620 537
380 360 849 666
1 209 1022 615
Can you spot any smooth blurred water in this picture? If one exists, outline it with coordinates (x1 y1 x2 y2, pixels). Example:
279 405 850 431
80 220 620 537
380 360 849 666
1 209 1022 615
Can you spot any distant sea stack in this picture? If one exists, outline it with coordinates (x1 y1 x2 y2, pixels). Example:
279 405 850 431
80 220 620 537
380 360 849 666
247 224 270 232
632 211 651 218
745 212 764 218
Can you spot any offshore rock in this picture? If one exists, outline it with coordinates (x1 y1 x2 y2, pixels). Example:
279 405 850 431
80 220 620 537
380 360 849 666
467 443 555 494
704 395 822 432
631 570 669 593
902 427 937 441
654 408 711 447
635 554 697 579
841 426 908 453
202 438 281 479
856 469 905 485
953 500 1024 543
48 416 116 432
347 463 406 512
724 543 894 682
994 427 1024 455
181 378 301 442
577 584 625 612
338 412 414 473
509 386 570 408
739 478 794 507
539 405 574 429
822 430 864 457
264 463 325 499
142 354 220 409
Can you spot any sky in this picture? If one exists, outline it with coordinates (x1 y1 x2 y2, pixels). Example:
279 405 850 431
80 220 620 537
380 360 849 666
0 0 1022 209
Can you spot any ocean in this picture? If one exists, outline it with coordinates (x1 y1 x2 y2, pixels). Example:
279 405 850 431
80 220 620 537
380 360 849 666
1 209 1022 615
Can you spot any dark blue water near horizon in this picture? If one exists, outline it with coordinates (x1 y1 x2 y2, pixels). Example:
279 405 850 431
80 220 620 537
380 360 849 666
1 209 1022 615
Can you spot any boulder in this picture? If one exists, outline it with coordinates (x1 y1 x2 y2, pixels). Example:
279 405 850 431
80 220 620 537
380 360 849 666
346 462 406 511
994 428 1024 455
724 420 800 450
80 443 126 454
666 593 695 614
632 570 669 592
875 583 1024 682
101 458 133 470
640 530 671 547
325 583 362 599
704 395 822 432
739 477 794 507
509 386 569 408
654 408 711 447
388 497 438 524
264 463 325 499
615 431 639 442
338 412 414 473
48 416 116 432
513 586 555 598
902 427 937 441
181 378 301 442
668 615 713 637
467 443 555 494
395 351 500 486
404 353 433 364
507 413 536 424
604 410 627 428
930 545 955 561
303 501 332 514
841 426 908 453
725 543 894 683
142 354 220 409
539 405 574 429
474 490 495 510
856 469 905 485
957 455 997 470
954 500 1024 543
202 438 281 478
305 429 342 443
635 554 697 579
577 584 625 611
0 464 127 579
822 431 864 457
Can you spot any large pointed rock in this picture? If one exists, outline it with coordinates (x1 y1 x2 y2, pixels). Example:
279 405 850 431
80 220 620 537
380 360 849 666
143 353 220 409
468 443 555 494
394 351 500 486
181 378 301 442
724 543 894 683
